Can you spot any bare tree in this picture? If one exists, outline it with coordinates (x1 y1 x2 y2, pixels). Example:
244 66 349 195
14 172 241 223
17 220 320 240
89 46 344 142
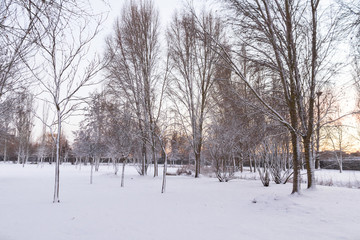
29 0 104 203
105 0 161 177
0 0 44 99
84 92 109 172
14 90 34 166
167 130 192 167
167 10 225 178
149 110 172 193
0 1 39 159
74 92 111 180
324 124 348 173
0 96 16 162
343 1 360 119
36 102 50 167
323 105 354 173
104 100 135 187
207 120 237 182
197 0 345 193
73 129 92 169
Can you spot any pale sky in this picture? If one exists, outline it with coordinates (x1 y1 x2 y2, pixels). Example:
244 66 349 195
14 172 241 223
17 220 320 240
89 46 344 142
32 0 196 142
31 0 360 151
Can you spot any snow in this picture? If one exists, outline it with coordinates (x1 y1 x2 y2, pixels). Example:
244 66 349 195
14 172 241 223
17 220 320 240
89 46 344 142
0 164 360 240
236 167 360 188
314 169 360 188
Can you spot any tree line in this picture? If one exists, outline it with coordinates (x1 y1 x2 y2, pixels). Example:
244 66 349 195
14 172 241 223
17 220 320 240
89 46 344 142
1 0 360 201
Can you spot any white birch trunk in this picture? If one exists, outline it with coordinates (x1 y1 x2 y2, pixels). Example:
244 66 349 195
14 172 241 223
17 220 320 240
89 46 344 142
113 158 118 175
121 159 126 187
53 109 61 203
161 152 167 194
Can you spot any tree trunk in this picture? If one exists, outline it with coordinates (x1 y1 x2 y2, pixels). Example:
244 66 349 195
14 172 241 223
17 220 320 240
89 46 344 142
24 132 30 167
195 151 201 178
249 152 253 173
194 135 203 178
315 136 320 169
152 143 158 177
90 158 94 184
53 110 61 203
303 137 315 189
339 151 343 173
240 159 243 173
121 159 126 187
3 139 7 163
95 156 100 172
51 144 55 164
161 152 167 193
17 143 21 164
302 0 318 189
141 143 147 176
113 158 118 175
290 131 301 194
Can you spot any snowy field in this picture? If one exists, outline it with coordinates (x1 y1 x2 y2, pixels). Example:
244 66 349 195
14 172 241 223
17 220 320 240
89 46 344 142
0 164 360 240
236 167 360 188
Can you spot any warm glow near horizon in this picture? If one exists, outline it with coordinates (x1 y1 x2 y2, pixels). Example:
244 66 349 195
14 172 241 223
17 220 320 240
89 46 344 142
320 114 360 153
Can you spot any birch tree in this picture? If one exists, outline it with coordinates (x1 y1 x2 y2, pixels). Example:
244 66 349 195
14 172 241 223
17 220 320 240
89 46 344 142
30 0 104 203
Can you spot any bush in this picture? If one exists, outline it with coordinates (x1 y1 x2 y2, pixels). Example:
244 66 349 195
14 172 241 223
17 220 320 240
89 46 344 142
176 166 192 176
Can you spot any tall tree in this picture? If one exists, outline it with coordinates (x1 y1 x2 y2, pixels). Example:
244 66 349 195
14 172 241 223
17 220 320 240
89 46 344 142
30 0 104 203
167 10 225 178
105 0 161 177
205 0 344 193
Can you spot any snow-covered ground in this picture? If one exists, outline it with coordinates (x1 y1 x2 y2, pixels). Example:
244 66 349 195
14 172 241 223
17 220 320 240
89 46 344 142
0 163 359 240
